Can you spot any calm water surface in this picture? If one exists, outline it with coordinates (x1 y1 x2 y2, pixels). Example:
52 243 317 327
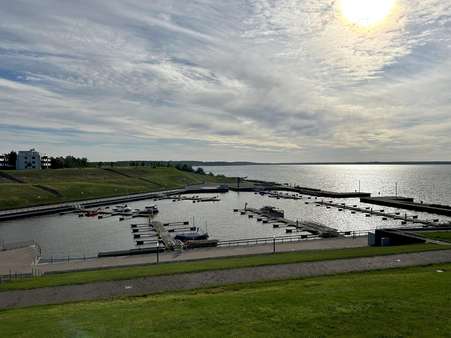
205 165 451 204
1 165 451 258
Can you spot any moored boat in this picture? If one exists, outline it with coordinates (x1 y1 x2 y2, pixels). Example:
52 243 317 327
144 204 159 214
174 228 209 242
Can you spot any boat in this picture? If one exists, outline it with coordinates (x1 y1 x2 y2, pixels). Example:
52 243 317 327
174 228 209 242
85 208 101 217
260 206 284 218
113 205 132 213
144 204 159 214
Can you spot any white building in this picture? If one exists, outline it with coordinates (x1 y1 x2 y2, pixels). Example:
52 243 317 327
16 149 42 170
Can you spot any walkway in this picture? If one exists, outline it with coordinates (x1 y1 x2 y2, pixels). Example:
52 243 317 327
0 246 39 276
37 237 368 274
2 249 451 310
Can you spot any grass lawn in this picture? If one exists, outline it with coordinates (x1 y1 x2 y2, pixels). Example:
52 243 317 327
416 231 451 243
0 184 59 209
0 243 447 292
1 264 450 337
0 167 234 210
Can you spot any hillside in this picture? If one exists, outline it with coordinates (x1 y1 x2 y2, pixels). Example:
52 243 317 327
0 167 234 210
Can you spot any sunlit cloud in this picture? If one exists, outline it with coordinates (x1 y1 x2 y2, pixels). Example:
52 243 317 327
0 0 450 161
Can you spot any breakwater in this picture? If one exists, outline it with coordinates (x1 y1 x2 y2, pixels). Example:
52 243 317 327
360 196 451 217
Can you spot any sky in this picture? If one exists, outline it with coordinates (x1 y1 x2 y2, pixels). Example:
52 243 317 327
0 0 451 162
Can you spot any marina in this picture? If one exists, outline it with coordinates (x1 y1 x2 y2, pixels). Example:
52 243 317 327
1 186 451 259
2 165 451 259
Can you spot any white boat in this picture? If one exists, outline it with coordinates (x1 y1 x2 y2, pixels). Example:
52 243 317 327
113 205 132 213
145 204 159 213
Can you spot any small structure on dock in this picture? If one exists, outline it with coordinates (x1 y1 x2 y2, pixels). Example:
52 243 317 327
260 206 284 218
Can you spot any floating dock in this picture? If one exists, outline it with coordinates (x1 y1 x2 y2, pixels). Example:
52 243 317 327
236 206 339 238
317 200 446 227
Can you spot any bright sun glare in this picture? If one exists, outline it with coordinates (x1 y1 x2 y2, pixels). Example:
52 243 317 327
340 0 396 27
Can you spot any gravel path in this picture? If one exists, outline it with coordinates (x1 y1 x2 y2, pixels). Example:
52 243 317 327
1 249 451 310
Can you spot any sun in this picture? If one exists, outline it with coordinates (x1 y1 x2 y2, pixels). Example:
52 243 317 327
339 0 396 27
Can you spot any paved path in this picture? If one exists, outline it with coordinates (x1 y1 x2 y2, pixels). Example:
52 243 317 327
0 246 38 275
38 237 368 274
2 250 451 310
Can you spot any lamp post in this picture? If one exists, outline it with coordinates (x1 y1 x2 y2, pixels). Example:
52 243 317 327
156 241 159 264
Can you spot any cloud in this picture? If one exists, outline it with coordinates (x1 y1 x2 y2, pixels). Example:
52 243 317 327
0 0 450 161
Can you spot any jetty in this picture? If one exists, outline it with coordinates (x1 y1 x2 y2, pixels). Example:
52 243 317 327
132 221 178 250
235 206 339 238
230 181 371 198
169 195 221 203
360 196 451 217
317 200 446 227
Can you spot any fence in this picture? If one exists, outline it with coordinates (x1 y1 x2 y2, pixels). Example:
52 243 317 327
39 255 98 264
339 230 372 238
217 234 319 247
0 240 41 253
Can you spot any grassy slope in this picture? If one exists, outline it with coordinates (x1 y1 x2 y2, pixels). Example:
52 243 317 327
0 244 446 292
1 264 450 337
417 231 451 243
0 167 234 210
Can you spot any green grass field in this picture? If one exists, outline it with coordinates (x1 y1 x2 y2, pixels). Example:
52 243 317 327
0 167 234 210
1 263 450 337
416 231 451 243
0 244 446 292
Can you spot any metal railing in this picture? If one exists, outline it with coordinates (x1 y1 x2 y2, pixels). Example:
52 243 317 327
0 240 40 252
217 234 319 247
39 255 98 264
339 230 372 238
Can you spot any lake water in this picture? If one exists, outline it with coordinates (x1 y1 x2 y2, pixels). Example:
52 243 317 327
205 164 451 205
1 165 451 258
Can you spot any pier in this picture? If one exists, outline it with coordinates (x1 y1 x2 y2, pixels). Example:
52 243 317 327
235 206 339 238
131 220 206 250
230 182 371 198
273 186 371 198
317 200 446 227
360 196 451 217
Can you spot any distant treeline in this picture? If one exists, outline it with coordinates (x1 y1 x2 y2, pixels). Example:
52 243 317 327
94 161 209 175
50 156 88 169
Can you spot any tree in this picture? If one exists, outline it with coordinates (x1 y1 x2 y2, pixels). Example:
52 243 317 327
7 151 17 169
195 167 205 175
50 157 65 169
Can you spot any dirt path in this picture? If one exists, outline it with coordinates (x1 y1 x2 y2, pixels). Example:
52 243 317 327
1 250 450 310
